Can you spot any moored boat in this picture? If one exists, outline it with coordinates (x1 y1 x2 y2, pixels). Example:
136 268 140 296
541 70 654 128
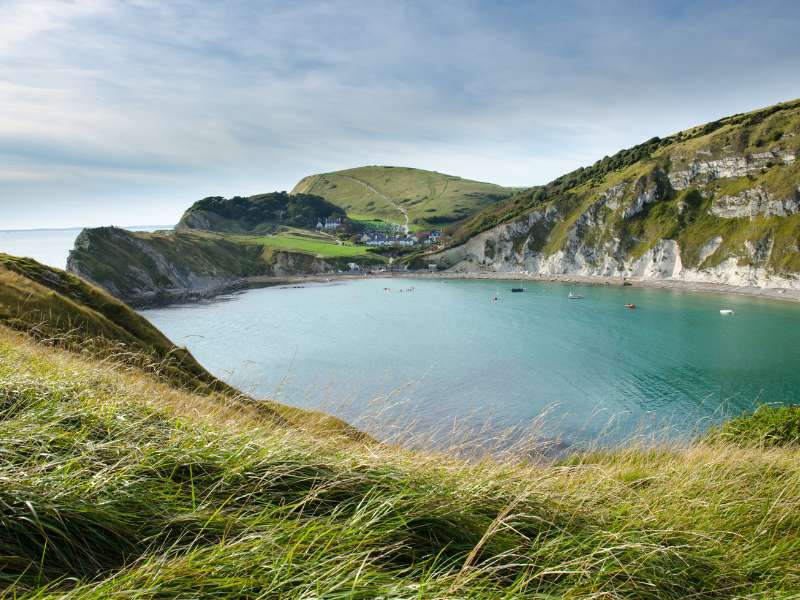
625 303 636 309
568 292 584 299
720 309 734 315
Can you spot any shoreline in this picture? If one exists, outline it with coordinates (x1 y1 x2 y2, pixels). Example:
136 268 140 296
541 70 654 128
134 270 800 308
398 271 800 304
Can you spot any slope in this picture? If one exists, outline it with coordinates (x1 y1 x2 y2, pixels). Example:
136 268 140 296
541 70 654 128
292 165 518 229
433 99 800 287
176 191 345 234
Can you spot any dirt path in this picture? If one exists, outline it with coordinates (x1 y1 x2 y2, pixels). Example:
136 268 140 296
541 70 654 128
342 175 409 233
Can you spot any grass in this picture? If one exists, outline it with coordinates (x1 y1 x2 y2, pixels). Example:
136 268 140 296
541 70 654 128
292 166 518 229
233 228 375 258
0 252 226 394
2 255 800 596
2 326 800 597
709 405 800 447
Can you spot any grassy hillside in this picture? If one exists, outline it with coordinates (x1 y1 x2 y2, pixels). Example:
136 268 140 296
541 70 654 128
0 252 226 393
177 191 345 234
292 165 518 229
2 324 800 597
445 98 800 276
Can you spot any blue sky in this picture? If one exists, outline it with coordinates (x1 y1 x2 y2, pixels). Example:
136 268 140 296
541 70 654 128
2 0 800 229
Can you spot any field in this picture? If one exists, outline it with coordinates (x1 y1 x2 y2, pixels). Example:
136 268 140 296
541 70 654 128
292 165 519 229
230 228 375 259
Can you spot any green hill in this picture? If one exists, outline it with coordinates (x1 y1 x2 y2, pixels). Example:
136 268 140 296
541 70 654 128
292 165 519 229
432 99 800 286
177 191 344 234
0 252 227 393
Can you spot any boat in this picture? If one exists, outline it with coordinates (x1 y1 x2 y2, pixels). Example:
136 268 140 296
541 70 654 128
510 287 526 293
568 292 584 299
625 303 636 309
720 309 734 315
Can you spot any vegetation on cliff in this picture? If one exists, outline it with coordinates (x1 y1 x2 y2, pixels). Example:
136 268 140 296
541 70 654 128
292 165 518 229
444 99 800 277
177 191 345 234
0 252 225 393
67 227 385 306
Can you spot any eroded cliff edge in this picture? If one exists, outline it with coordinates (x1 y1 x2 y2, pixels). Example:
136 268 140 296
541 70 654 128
429 100 800 289
67 227 344 307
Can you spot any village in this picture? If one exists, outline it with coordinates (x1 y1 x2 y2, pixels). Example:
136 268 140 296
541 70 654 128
315 216 443 248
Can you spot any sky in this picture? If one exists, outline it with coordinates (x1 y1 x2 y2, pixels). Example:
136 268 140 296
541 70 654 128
1 0 800 229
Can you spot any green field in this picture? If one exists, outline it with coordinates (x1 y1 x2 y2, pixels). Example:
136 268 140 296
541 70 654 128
230 228 374 258
292 165 519 228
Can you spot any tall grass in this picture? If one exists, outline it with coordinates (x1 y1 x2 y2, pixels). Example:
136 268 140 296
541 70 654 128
1 329 800 598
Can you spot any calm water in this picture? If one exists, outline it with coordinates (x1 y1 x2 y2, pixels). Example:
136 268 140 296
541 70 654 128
140 278 800 448
0 226 172 269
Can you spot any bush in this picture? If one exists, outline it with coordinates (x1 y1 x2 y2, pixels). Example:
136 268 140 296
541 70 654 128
708 405 800 447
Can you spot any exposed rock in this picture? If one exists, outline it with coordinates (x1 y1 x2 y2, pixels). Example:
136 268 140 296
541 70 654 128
67 227 338 307
745 236 774 263
698 236 723 263
710 186 800 219
621 169 669 219
600 182 627 210
668 150 788 190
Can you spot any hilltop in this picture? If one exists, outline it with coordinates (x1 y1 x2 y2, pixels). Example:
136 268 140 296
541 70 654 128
177 191 345 234
430 99 800 288
292 165 518 229
2 251 800 596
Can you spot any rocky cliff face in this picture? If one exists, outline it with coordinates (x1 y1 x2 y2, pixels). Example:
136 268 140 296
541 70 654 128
67 227 336 307
431 100 800 289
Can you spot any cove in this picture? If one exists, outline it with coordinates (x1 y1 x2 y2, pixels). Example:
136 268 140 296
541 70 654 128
140 277 800 449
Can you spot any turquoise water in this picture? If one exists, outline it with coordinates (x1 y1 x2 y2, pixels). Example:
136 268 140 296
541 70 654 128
140 278 800 448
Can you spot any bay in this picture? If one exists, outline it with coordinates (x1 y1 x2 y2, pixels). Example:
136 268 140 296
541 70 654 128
140 277 800 449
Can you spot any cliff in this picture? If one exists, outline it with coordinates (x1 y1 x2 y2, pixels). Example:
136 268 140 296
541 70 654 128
430 99 800 289
67 227 349 307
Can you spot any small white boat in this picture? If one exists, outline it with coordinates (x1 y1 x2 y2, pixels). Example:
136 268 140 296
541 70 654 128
719 309 734 315
568 292 584 299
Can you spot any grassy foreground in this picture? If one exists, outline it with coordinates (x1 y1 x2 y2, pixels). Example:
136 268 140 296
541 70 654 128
2 325 800 598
